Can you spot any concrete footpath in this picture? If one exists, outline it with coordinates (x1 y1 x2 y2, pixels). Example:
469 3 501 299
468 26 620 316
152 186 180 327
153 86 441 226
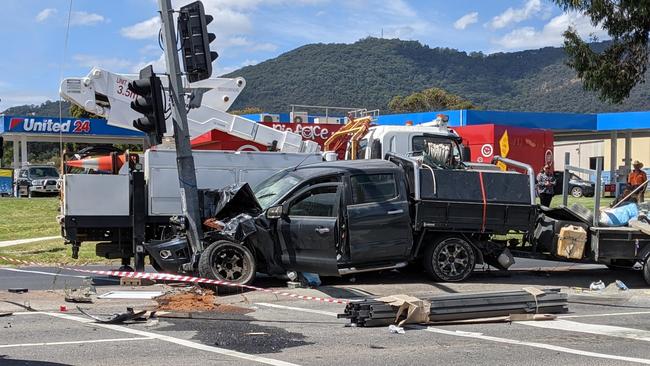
0 236 60 248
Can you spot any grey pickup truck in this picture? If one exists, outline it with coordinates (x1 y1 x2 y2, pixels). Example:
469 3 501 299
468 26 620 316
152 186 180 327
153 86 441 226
147 153 536 285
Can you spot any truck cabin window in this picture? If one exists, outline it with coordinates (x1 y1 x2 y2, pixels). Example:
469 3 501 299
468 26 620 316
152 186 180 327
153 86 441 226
289 186 338 217
351 174 397 204
412 136 462 169
355 139 368 160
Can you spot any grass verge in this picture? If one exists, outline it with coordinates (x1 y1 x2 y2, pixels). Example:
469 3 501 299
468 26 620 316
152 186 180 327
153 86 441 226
0 197 61 241
0 239 117 266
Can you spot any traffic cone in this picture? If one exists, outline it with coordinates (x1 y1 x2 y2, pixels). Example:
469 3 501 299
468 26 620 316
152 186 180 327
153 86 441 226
66 154 126 173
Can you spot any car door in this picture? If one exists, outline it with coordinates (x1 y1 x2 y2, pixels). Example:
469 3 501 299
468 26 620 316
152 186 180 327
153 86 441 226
277 183 342 275
346 172 412 263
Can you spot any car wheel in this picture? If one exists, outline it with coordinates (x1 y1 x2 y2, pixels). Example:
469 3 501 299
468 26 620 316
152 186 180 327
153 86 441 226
423 236 476 282
571 186 584 198
198 240 256 289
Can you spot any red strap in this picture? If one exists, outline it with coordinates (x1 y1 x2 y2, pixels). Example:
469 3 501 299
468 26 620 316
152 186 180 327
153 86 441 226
478 172 487 233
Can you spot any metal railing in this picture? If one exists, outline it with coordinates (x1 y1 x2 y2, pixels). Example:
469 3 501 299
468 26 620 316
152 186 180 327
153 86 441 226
562 152 602 227
492 155 536 206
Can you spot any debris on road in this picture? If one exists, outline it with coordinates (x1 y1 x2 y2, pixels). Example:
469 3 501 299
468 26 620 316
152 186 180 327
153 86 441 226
77 306 148 324
7 288 28 294
388 324 405 334
339 288 568 327
64 288 94 303
615 280 629 291
154 287 251 314
589 280 606 291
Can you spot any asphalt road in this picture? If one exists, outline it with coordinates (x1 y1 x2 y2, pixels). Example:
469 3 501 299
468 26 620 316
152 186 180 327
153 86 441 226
2 259 650 366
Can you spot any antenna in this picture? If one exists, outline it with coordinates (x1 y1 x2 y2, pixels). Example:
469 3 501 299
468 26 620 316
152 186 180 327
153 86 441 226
292 152 317 171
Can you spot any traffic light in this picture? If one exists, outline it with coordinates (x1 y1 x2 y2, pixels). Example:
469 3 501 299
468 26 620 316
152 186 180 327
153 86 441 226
128 65 166 145
178 1 218 82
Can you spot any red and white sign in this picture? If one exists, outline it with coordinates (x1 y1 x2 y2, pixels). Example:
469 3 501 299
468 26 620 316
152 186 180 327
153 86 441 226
480 144 494 157
191 122 345 152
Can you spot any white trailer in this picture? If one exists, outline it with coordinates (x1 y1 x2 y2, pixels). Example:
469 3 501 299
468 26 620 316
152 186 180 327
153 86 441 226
61 149 322 262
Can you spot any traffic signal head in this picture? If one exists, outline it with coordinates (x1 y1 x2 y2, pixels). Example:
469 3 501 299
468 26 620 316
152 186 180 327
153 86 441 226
178 1 219 83
128 65 167 145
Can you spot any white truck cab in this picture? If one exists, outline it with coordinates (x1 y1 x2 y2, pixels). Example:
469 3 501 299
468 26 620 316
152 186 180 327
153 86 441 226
350 117 464 162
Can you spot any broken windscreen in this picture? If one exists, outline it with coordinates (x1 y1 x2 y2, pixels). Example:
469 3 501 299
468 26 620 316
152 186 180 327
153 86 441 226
253 169 302 210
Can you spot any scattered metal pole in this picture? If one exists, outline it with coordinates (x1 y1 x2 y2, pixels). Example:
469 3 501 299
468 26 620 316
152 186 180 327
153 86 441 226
158 0 204 267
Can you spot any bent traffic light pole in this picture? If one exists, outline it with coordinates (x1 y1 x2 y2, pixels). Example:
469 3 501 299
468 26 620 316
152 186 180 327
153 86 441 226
158 0 204 266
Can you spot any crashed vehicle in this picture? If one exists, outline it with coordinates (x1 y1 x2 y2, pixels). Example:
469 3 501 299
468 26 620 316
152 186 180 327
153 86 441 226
148 153 536 285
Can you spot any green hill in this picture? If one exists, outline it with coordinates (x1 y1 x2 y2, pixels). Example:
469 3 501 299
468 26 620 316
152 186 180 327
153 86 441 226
224 37 650 113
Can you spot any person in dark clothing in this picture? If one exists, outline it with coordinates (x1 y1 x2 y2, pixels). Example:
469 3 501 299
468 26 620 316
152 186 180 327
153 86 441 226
536 165 556 207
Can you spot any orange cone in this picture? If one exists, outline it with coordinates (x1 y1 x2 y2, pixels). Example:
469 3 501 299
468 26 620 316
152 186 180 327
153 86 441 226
66 154 126 172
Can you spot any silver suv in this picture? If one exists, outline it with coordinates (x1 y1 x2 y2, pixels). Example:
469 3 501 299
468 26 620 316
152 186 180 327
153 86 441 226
15 165 60 197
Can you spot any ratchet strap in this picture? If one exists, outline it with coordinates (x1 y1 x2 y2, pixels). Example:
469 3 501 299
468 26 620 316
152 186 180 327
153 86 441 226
478 172 487 233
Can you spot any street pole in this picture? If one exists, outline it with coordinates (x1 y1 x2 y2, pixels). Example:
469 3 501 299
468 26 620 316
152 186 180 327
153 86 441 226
158 0 204 268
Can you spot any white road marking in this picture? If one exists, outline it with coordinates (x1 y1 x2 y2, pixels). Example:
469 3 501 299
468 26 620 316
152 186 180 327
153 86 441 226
256 302 339 317
45 312 302 366
422 326 650 365
0 337 152 349
4 312 48 316
520 319 650 341
0 267 89 279
560 311 650 319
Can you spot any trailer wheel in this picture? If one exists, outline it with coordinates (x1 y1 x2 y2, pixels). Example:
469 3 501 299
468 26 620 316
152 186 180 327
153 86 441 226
198 240 256 287
424 236 476 282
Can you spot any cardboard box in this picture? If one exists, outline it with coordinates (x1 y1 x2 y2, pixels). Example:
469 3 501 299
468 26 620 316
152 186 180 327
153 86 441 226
557 225 587 259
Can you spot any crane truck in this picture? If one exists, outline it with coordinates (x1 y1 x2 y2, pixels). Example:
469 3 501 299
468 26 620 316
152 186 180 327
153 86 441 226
58 68 322 272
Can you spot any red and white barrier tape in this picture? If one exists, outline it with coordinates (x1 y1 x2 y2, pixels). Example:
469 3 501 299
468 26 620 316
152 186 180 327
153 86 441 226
0 255 349 305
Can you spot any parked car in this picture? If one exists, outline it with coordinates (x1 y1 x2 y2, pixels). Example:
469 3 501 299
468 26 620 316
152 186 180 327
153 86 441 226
553 171 595 198
15 165 60 197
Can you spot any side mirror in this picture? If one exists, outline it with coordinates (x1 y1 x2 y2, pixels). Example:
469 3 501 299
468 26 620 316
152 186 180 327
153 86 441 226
265 205 283 220
461 146 472 162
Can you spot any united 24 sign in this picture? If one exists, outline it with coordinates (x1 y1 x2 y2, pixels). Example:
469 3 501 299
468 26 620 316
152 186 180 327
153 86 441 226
0 115 143 136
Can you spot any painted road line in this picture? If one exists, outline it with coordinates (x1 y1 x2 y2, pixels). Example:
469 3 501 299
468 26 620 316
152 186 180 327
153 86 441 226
46 312 302 366
519 319 650 341
422 326 650 365
256 302 339 317
561 311 650 319
0 267 89 279
0 337 152 349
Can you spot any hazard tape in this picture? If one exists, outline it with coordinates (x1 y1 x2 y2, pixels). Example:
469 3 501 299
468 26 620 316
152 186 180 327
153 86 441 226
0 255 349 305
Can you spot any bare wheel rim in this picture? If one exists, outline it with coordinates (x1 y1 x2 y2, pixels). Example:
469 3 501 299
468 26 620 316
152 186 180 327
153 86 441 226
435 239 470 278
213 246 251 282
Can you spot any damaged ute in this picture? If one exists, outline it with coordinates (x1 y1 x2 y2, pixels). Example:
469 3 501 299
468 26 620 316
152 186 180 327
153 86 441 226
151 154 534 286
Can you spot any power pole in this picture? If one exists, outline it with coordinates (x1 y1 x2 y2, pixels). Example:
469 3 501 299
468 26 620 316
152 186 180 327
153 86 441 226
158 0 204 269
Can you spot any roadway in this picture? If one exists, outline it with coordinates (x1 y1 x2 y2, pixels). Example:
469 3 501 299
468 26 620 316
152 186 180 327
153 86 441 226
2 261 650 365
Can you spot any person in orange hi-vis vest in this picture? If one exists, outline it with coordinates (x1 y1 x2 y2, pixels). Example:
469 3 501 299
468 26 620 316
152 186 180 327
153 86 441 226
628 160 648 202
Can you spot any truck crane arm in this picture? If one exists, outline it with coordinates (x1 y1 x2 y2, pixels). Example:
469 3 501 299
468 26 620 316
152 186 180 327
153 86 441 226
59 67 320 153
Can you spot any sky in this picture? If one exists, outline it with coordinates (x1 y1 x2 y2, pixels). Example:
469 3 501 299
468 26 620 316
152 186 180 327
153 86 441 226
0 0 607 112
